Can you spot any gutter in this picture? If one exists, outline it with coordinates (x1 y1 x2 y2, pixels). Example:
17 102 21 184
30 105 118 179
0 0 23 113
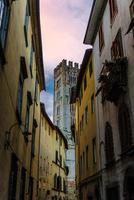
83 0 108 45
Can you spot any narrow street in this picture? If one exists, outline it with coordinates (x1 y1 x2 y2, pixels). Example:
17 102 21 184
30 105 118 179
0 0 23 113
0 0 134 200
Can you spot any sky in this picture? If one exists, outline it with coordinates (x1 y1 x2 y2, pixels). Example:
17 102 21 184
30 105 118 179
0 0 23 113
40 0 93 121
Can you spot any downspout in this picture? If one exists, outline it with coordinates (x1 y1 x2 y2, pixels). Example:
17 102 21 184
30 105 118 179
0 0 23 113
58 134 61 199
96 91 103 200
37 104 42 199
29 83 36 197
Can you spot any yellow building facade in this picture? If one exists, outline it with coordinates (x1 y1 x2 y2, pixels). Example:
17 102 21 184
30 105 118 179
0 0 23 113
73 49 100 200
0 0 45 199
39 104 68 200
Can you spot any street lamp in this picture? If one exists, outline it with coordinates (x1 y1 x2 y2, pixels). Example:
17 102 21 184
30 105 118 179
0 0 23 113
4 122 31 150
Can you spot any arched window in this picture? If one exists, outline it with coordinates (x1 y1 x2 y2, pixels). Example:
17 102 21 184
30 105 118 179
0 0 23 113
124 168 134 200
118 104 132 153
57 176 62 191
54 174 57 189
105 122 115 165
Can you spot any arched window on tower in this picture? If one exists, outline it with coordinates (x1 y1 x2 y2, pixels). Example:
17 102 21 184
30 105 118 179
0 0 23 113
105 122 115 165
118 104 132 153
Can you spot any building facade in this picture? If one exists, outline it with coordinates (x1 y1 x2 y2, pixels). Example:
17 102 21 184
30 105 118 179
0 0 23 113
53 60 79 199
39 104 68 200
71 50 100 200
0 0 45 199
84 0 134 199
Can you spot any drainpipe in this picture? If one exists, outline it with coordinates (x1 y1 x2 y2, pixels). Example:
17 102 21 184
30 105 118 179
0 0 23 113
58 134 61 199
37 105 42 199
96 90 103 200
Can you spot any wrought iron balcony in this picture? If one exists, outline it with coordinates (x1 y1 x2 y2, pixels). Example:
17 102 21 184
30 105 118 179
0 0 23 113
96 57 128 104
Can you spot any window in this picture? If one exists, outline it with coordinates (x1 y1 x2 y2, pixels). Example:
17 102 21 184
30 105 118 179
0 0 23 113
57 78 61 88
0 0 10 48
29 45 33 77
91 94 95 113
31 119 38 157
99 23 104 53
57 90 60 99
82 115 84 130
54 174 57 189
19 168 26 200
84 75 87 90
57 176 62 191
109 0 118 24
118 104 132 153
80 156 82 174
80 121 82 133
24 2 30 47
16 57 28 123
111 29 124 59
85 106 88 124
24 92 32 140
86 146 89 169
83 152 85 172
55 151 58 164
34 79 39 104
57 120 60 127
130 0 134 17
31 34 35 52
89 60 93 77
8 154 18 200
56 132 58 141
29 177 33 200
105 122 115 165
63 179 66 192
16 70 24 123
129 0 134 36
60 155 62 167
92 138 97 164
57 105 60 115
106 185 119 200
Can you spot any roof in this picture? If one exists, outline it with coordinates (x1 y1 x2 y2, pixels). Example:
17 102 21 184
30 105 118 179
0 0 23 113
55 126 68 149
40 103 68 149
40 103 55 129
83 0 108 45
30 0 46 90
76 49 92 98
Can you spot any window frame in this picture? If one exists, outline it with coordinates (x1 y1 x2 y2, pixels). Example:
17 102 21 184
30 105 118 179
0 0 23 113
0 0 10 49
91 94 95 114
89 60 93 77
111 29 124 59
92 138 97 164
109 0 118 25
24 2 30 47
98 23 105 53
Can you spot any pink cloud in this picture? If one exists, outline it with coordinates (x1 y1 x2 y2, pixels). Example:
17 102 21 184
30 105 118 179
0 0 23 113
40 0 93 72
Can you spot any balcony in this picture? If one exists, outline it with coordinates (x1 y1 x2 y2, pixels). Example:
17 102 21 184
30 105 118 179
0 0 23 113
96 57 128 105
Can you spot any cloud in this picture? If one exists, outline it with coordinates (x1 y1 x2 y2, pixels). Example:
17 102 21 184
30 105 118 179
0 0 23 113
40 91 53 122
40 0 93 72
40 0 93 119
